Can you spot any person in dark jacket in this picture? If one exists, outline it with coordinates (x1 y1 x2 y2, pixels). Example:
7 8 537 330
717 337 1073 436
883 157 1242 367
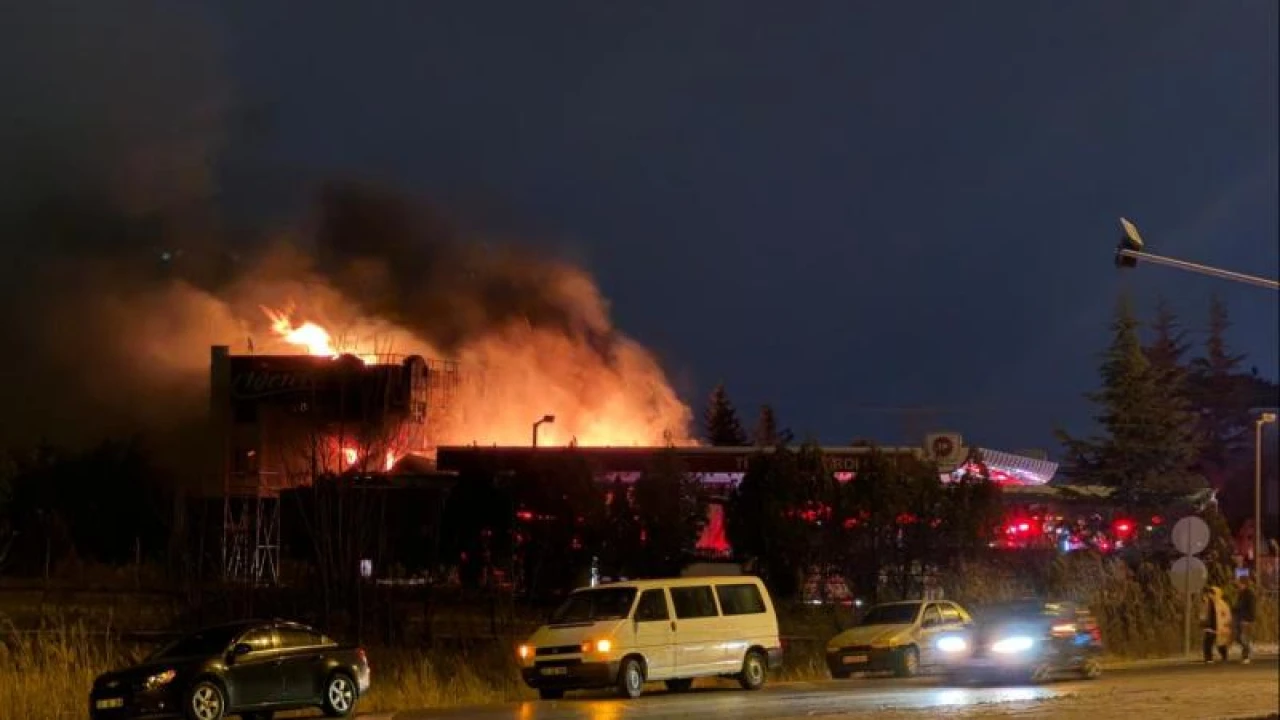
1233 577 1257 663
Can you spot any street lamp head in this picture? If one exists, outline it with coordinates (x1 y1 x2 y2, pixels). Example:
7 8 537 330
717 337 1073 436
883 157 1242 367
1114 217 1144 269
542 414 556 424
1260 412 1277 424
1119 217 1145 250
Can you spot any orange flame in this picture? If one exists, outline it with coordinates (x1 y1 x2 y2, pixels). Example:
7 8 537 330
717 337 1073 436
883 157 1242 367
341 447 359 466
263 307 341 358
258 304 694 450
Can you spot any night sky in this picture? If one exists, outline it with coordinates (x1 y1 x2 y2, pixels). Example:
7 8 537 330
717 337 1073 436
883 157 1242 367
18 1 1280 455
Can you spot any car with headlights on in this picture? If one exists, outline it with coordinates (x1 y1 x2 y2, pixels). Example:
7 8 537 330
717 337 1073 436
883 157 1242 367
517 576 782 700
89 620 371 720
825 600 974 678
934 599 1103 684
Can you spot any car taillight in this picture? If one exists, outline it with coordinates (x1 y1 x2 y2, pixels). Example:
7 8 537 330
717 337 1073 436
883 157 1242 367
1050 623 1077 637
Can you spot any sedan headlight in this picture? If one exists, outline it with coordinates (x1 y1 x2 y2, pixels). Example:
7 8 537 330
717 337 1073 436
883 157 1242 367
936 636 968 653
517 644 531 660
144 669 177 690
991 636 1035 654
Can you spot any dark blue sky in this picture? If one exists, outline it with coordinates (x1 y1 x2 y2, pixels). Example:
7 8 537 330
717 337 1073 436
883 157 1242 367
212 0 1275 453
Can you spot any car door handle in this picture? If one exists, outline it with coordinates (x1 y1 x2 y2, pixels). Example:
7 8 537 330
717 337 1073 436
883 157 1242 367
670 621 677 632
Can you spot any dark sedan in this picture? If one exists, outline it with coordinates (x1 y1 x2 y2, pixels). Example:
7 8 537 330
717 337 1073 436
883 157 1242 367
934 599 1104 684
89 620 371 720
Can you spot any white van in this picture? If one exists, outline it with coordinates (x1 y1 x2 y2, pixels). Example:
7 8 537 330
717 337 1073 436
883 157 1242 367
517 576 783 700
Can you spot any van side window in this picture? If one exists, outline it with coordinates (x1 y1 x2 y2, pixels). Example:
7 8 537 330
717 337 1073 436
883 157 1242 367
634 590 669 622
716 584 766 615
670 586 719 619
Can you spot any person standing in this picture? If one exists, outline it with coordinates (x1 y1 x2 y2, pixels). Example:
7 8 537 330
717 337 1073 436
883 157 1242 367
1201 586 1232 662
1233 576 1257 664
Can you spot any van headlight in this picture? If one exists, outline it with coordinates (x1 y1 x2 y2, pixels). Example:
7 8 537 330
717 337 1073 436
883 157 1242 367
581 639 613 654
991 636 1035 654
936 636 968 653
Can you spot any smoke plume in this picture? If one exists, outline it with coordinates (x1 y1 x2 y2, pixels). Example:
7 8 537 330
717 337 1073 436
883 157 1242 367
0 2 693 459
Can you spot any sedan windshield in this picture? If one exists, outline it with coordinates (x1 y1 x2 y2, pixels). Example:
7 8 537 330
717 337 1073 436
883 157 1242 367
858 603 921 626
975 601 1052 622
549 588 637 625
148 626 243 661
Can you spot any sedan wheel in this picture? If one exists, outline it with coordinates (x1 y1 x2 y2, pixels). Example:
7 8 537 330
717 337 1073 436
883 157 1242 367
322 673 357 717
894 647 920 678
1029 663 1055 684
185 681 225 720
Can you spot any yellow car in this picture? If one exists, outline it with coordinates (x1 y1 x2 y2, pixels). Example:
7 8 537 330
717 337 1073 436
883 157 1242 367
825 600 973 678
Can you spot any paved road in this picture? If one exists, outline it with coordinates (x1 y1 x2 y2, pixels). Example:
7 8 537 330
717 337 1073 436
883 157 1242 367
375 659 1279 720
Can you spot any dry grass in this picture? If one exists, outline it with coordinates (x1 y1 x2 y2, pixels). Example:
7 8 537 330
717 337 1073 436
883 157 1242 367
0 621 142 720
2 574 1274 720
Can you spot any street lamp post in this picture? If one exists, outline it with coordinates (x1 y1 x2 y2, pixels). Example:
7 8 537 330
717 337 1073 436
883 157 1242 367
532 414 556 448
1256 412 1277 582
1114 218 1280 290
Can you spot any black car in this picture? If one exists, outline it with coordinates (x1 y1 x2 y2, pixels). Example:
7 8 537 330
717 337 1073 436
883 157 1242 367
89 620 371 720
934 599 1104 684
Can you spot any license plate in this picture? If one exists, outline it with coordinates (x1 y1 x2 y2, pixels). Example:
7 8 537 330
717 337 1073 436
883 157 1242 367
541 666 568 676
843 655 868 665
95 698 124 710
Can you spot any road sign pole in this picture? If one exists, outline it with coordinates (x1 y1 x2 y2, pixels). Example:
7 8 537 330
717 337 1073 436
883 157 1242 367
1170 516 1212 659
1183 571 1191 657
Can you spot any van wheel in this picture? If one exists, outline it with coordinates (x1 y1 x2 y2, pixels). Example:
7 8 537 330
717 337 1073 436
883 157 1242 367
738 650 767 690
1078 658 1102 680
537 689 565 700
617 657 645 699
664 678 694 692
893 647 919 678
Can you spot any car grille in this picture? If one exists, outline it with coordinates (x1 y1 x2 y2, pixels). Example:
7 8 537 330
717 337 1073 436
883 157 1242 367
534 658 583 669
536 645 581 657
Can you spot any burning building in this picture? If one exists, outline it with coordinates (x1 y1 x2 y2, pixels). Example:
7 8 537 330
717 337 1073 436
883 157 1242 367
210 344 458 582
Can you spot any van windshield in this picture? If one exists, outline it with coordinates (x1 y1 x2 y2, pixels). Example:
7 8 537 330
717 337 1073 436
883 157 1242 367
549 588 637 625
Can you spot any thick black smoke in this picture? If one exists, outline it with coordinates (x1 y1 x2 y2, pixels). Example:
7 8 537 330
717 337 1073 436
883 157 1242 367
0 1 231 453
0 3 687 459
309 182 617 356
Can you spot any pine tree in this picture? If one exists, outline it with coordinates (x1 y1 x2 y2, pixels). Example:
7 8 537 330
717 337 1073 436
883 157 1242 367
1145 297 1190 380
631 449 705 577
754 405 778 447
1189 294 1250 480
704 383 748 446
602 479 641 578
1058 296 1203 498
753 404 793 447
